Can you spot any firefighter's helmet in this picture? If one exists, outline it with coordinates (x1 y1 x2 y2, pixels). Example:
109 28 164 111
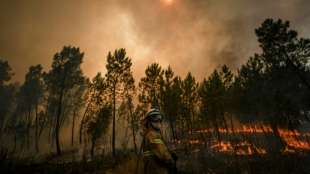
145 108 163 122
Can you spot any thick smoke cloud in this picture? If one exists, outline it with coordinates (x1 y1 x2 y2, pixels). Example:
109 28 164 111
1 0 310 81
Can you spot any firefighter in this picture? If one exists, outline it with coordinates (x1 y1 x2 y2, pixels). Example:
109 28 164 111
142 108 177 174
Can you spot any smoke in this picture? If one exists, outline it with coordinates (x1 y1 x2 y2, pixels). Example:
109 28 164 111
0 0 310 82
1 0 310 154
117 0 310 79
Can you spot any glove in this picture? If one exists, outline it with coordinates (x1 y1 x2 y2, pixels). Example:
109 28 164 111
170 151 178 161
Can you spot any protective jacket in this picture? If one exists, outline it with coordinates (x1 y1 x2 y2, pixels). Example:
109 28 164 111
142 128 175 174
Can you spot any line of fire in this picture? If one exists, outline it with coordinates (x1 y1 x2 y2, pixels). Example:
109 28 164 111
172 124 310 155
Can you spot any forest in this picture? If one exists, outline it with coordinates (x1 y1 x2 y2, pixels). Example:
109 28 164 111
1 18 310 174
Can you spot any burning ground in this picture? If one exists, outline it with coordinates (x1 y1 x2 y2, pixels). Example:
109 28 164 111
176 124 310 155
164 123 310 173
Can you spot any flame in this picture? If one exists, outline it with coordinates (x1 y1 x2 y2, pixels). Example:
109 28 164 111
211 141 233 152
178 124 310 155
209 141 267 155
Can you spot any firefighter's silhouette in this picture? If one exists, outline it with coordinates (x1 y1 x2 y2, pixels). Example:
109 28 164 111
141 108 177 174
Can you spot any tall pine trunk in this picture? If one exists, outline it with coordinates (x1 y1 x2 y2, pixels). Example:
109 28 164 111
27 108 31 150
79 104 90 144
168 117 176 140
90 138 96 158
55 87 64 155
112 85 116 157
132 125 137 154
13 132 17 153
35 104 39 152
130 114 137 154
71 111 76 146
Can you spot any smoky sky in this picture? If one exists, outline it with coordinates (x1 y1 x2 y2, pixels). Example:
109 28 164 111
1 0 310 82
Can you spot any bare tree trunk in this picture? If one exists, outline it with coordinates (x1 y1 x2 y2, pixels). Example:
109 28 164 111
190 109 194 136
132 126 137 154
79 103 90 144
13 132 17 153
270 118 286 153
112 85 116 157
90 139 95 158
27 108 31 150
0 119 4 142
72 111 76 146
213 118 221 142
35 104 39 152
55 88 64 155
128 99 137 154
230 113 235 135
38 112 46 140
168 116 176 140
48 121 53 145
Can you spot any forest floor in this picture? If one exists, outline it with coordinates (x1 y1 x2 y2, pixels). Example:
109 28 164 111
1 147 310 174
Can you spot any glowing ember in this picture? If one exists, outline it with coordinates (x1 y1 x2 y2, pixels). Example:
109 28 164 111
211 141 233 152
209 141 267 155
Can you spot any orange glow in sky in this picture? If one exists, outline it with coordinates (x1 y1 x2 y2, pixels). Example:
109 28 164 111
164 0 173 5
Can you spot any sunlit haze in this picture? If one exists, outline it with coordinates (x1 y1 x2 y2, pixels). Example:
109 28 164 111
1 0 310 82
